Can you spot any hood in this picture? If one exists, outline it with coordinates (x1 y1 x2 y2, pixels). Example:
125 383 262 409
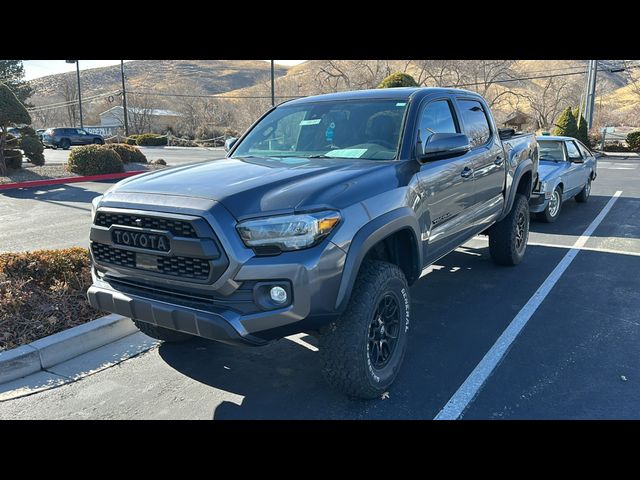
108 157 411 219
538 160 569 183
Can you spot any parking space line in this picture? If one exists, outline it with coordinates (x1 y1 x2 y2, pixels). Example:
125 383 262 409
286 334 319 352
434 191 623 420
527 241 640 257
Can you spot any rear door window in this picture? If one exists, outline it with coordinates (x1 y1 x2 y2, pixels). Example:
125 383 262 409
457 99 492 148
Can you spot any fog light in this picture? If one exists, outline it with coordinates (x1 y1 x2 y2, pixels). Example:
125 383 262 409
270 286 288 304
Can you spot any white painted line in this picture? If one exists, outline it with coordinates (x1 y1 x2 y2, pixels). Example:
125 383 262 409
286 334 319 352
434 190 623 420
527 241 640 257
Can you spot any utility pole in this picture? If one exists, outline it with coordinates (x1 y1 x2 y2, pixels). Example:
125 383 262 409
120 60 129 137
66 60 83 128
584 60 598 129
270 60 275 107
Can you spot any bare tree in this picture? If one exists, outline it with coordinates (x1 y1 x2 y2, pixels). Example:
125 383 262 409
516 76 576 130
61 75 78 127
127 93 155 134
315 60 392 92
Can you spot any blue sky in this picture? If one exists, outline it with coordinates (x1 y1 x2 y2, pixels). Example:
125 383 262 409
22 60 306 81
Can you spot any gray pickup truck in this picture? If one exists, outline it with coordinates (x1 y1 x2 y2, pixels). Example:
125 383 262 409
87 87 538 399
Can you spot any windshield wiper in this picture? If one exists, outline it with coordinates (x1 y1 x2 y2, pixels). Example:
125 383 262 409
305 154 331 158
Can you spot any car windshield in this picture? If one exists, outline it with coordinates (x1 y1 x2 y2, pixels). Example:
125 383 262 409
538 141 565 162
232 99 408 161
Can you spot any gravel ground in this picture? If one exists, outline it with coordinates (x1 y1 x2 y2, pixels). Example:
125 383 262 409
0 162 166 185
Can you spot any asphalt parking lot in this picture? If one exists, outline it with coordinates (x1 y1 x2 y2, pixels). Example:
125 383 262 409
0 155 639 419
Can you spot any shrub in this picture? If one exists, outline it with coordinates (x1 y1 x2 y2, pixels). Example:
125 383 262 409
3 149 23 170
377 72 419 88
552 107 578 138
103 143 147 164
0 248 101 351
20 135 45 166
151 158 166 165
135 133 167 146
124 134 140 145
604 142 630 152
626 131 640 151
0 83 31 176
572 108 589 145
67 144 124 175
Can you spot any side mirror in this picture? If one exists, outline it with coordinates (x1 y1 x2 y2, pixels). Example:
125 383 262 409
224 137 238 152
570 157 584 163
418 133 471 163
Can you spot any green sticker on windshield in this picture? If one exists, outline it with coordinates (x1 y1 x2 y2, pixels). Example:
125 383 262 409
325 148 368 158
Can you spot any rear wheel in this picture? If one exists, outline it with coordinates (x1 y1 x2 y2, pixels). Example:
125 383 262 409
489 193 530 266
319 260 410 399
575 177 591 203
132 319 195 343
93 138 104 145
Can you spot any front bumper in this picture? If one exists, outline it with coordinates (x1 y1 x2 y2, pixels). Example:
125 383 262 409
529 191 550 213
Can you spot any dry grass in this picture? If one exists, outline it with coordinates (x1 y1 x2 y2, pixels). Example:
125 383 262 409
0 248 103 352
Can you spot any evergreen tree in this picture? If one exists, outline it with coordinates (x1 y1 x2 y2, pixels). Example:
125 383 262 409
573 108 590 145
0 60 33 106
552 107 578 138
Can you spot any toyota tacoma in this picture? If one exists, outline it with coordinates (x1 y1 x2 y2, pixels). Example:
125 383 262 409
87 88 538 399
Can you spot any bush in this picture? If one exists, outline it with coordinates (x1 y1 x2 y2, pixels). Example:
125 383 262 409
124 134 140 145
20 135 45 166
67 145 124 175
377 72 419 88
135 134 167 146
572 108 589 145
103 143 147 164
626 131 640 151
552 107 578 138
150 158 166 165
3 149 23 170
5 132 18 148
0 248 101 351
604 142 630 152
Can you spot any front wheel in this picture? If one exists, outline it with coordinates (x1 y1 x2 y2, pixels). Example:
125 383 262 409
538 186 563 223
60 139 71 150
489 193 530 266
319 260 410 399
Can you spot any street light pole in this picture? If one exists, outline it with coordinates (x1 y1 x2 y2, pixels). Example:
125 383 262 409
271 60 275 107
65 60 83 128
120 60 129 137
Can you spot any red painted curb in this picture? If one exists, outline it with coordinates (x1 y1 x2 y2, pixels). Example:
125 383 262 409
0 170 147 192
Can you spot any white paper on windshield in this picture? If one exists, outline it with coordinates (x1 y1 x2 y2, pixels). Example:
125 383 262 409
299 119 322 126
325 148 368 158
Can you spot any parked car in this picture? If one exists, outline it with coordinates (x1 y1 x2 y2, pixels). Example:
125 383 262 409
42 127 104 150
36 129 46 143
529 136 597 222
87 87 539 399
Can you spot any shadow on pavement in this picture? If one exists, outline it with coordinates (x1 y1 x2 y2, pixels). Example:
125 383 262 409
157 241 568 419
0 182 113 212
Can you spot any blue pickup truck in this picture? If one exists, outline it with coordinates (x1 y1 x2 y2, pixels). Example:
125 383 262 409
529 136 598 222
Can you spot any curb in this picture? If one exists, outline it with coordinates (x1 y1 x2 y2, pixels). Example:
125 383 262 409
0 171 146 192
0 314 137 385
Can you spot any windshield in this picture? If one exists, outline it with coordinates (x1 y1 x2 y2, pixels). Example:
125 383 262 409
232 99 408 161
538 141 566 162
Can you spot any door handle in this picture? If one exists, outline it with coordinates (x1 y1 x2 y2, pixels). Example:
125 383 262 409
494 156 504 166
461 166 473 179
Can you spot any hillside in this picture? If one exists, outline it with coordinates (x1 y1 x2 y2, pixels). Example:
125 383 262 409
29 60 289 101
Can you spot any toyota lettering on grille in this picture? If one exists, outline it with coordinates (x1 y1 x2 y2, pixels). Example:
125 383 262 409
112 229 170 252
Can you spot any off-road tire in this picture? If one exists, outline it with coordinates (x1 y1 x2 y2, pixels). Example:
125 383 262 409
132 319 195 343
319 260 411 399
575 177 591 203
489 193 530 266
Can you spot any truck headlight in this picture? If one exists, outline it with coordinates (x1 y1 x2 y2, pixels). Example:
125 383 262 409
91 195 103 222
237 211 341 252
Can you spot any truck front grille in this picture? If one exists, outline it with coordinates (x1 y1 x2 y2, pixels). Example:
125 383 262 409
91 243 210 281
95 212 197 238
91 243 135 269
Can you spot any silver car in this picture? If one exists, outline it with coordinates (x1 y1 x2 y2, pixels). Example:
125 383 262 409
529 136 598 222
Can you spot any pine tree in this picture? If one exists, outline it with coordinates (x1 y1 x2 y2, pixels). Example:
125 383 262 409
552 107 578 138
572 108 590 146
0 61 33 106
0 83 32 175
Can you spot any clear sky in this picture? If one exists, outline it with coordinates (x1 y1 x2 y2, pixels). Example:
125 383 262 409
22 60 306 81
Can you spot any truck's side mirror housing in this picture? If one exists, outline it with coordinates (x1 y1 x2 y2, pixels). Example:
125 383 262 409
224 137 238 152
418 133 471 163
